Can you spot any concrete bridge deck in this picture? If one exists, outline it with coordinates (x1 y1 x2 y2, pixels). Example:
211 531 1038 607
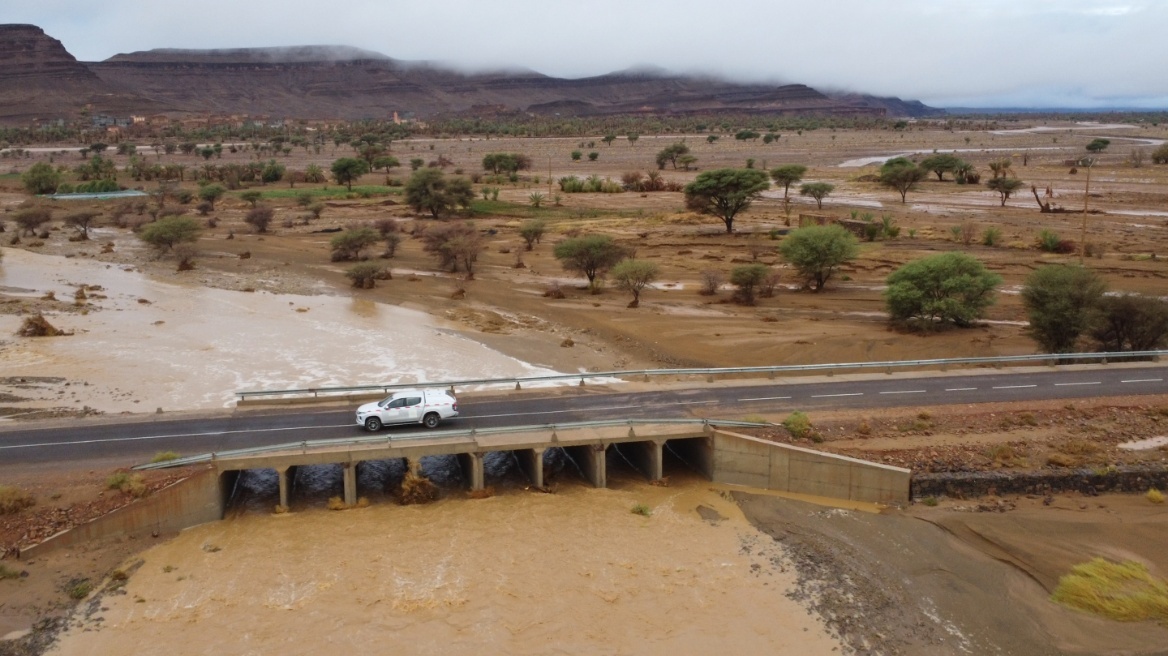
197 421 909 510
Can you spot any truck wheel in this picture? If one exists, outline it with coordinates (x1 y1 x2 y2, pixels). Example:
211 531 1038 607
422 413 440 429
364 417 382 431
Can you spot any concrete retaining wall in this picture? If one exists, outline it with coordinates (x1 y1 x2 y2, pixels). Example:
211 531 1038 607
711 430 910 504
19 467 235 559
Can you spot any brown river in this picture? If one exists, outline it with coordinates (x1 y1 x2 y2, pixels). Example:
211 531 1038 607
47 469 841 655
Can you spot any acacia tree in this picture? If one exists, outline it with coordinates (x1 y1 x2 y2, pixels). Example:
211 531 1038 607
769 165 806 201
421 221 485 277
329 227 380 261
1086 138 1111 154
21 162 61 195
779 224 859 292
611 259 659 307
553 234 631 291
798 182 835 209
885 252 1001 329
1021 265 1106 353
198 184 225 210
655 142 690 170
986 177 1025 206
331 157 369 191
64 211 100 240
138 216 201 255
879 157 927 203
371 155 401 184
1090 295 1168 352
519 219 546 250
14 208 52 236
918 154 963 181
404 168 475 218
683 168 770 233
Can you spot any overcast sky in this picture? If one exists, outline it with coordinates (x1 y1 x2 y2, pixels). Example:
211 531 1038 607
10 0 1167 109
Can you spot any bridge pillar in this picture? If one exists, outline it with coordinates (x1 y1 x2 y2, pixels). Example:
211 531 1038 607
342 462 358 506
276 466 296 509
516 448 546 489
457 452 484 491
566 444 607 488
617 440 665 482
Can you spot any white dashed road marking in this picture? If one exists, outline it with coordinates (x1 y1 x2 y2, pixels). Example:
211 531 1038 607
945 387 977 391
993 385 1037 390
1122 378 1163 383
879 390 926 395
811 393 864 398
739 396 793 402
1055 381 1102 386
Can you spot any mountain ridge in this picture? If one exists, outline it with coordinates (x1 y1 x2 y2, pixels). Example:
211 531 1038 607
0 25 943 125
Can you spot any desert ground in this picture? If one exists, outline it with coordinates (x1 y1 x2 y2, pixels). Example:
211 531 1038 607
2 121 1168 654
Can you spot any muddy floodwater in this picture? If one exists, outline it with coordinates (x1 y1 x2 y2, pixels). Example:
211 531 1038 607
0 249 561 414
46 473 841 655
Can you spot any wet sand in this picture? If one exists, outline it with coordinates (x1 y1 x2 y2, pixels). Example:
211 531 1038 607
46 478 841 655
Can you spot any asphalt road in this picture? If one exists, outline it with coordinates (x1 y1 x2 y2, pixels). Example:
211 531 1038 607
1 365 1165 465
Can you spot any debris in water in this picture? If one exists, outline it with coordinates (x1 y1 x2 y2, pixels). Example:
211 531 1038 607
17 314 70 337
399 470 439 505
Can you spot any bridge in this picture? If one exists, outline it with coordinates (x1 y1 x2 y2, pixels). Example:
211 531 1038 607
16 419 909 558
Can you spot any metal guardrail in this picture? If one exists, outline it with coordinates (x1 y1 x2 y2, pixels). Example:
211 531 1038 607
133 417 767 471
235 350 1167 401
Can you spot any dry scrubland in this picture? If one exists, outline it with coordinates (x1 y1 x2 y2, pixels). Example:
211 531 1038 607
4 124 1167 371
4 123 1168 654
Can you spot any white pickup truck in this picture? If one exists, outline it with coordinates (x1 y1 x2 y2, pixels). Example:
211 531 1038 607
355 389 459 431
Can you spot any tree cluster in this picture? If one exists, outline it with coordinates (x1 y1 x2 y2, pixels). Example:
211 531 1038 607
405 168 474 218
1022 265 1168 353
481 153 532 175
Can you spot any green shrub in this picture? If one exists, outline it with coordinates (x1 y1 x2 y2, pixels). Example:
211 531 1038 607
107 472 147 497
345 262 388 289
982 227 1002 247
150 451 180 463
782 411 813 439
1038 229 1062 252
631 503 652 517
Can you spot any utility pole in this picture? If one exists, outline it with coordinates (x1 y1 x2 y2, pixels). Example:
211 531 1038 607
1080 156 1093 264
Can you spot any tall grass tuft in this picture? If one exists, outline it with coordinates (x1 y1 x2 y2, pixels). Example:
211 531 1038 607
1052 558 1168 623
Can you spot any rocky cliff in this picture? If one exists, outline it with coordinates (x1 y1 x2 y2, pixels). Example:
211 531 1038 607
0 25 942 125
0 24 163 123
